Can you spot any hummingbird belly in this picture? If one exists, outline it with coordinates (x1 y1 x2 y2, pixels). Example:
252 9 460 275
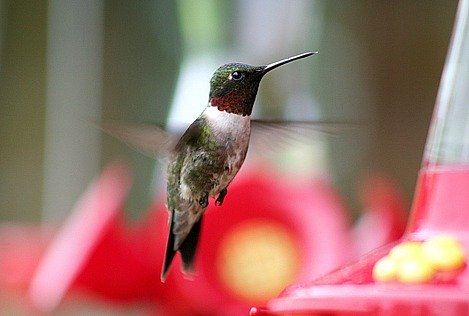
204 106 251 198
168 108 251 249
179 107 251 202
209 139 248 197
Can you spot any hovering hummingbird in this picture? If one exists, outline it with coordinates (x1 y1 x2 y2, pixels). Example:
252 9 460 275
161 51 317 280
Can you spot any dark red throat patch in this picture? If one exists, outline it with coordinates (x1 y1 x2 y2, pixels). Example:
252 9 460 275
210 91 253 116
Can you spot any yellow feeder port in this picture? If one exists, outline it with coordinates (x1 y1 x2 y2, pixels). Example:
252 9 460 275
372 256 399 283
373 235 466 284
422 235 466 272
216 220 300 303
396 255 436 284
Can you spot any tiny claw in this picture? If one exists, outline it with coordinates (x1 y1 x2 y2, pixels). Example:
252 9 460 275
198 193 209 208
215 188 227 206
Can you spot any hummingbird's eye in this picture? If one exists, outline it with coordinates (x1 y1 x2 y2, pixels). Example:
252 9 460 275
230 71 244 81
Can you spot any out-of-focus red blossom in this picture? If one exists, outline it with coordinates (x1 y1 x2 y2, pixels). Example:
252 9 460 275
0 162 407 315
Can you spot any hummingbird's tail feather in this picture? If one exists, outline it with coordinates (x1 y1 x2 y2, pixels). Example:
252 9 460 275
161 212 203 282
180 216 203 275
161 212 177 282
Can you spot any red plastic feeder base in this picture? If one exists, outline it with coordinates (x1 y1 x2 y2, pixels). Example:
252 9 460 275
252 166 469 315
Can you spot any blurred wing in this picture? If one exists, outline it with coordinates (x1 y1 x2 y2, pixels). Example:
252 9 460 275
100 119 359 159
250 119 357 152
100 121 182 159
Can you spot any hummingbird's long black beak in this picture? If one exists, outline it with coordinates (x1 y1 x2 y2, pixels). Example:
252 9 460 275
260 51 318 75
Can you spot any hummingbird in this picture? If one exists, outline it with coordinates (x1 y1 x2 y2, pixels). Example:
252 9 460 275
161 51 317 281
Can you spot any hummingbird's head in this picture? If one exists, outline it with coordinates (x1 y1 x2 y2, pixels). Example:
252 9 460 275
208 52 317 116
209 63 264 116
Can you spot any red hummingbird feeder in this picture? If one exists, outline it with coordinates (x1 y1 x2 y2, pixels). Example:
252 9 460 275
20 161 357 315
252 0 469 315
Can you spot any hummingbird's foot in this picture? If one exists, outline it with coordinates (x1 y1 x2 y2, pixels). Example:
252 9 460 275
215 188 228 206
198 193 209 208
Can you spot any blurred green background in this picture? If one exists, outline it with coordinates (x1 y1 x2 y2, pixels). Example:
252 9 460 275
0 0 458 223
